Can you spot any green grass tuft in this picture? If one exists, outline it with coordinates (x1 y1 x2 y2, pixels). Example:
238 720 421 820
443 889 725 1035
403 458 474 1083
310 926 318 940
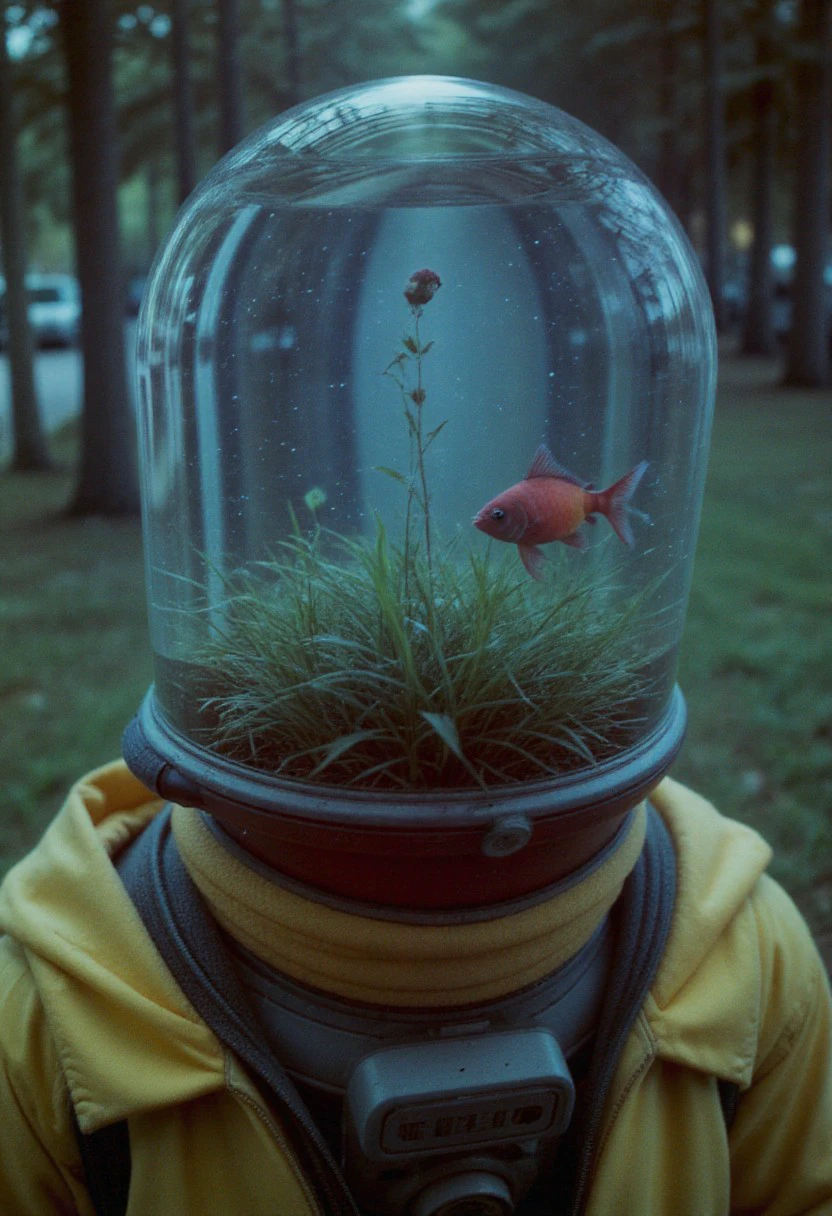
190 525 665 790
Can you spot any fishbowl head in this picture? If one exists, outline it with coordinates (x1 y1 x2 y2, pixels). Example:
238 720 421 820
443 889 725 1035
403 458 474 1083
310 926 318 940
127 76 716 908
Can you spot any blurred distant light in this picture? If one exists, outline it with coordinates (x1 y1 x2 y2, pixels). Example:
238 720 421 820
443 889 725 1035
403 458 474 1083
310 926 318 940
771 244 796 271
6 24 31 57
774 0 798 25
5 5 58 59
730 220 753 252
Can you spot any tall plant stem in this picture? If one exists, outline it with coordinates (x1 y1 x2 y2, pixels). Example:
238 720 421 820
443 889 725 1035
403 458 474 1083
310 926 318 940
413 309 433 585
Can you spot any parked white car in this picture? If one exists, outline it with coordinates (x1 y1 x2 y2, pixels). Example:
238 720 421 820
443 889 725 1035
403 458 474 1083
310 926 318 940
0 273 82 349
26 273 81 347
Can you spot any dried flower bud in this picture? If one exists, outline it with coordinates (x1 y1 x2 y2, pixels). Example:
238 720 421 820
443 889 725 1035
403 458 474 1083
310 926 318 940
404 269 441 308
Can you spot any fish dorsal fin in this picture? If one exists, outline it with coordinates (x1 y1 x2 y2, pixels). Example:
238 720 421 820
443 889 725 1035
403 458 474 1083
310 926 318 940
525 444 587 488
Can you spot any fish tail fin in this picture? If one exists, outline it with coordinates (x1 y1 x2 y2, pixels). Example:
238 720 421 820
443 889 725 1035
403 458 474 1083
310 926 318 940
518 543 546 580
597 460 648 546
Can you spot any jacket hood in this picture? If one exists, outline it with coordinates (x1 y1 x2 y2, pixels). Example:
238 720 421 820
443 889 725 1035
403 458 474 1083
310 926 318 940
0 765 772 1130
647 777 773 1087
0 763 226 1131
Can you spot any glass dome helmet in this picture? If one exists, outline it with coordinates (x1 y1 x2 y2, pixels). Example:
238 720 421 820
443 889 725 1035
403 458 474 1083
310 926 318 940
125 75 716 908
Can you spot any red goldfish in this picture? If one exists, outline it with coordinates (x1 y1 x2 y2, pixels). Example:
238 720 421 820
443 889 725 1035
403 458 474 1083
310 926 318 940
473 445 648 580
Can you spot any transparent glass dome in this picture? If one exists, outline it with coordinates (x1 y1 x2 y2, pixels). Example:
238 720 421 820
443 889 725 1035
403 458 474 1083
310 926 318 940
135 75 716 795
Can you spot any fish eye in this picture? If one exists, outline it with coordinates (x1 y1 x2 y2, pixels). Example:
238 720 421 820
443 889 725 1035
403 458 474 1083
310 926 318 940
490 508 505 521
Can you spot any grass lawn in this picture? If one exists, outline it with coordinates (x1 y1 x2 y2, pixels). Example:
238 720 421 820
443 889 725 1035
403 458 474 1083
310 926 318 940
1 353 830 949
674 353 832 946
0 428 152 870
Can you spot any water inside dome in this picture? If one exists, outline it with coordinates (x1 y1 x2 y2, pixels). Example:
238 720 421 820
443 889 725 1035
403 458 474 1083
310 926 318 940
135 76 716 792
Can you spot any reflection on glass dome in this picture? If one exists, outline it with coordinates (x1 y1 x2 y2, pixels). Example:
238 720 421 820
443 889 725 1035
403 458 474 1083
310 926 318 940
136 76 716 793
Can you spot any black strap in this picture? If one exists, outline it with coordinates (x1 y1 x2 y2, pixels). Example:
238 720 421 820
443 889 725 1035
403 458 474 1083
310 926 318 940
116 806 362 1216
68 1105 131 1216
717 1077 741 1131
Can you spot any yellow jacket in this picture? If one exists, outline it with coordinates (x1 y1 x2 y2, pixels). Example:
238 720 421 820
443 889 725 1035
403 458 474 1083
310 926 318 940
0 762 830 1215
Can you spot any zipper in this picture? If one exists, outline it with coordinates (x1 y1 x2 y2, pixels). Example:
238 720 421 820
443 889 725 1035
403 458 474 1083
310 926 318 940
223 1052 360 1216
592 1031 655 1167
569 1035 655 1215
226 1060 325 1216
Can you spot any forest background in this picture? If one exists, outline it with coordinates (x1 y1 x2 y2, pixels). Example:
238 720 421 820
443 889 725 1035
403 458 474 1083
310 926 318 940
0 0 830 954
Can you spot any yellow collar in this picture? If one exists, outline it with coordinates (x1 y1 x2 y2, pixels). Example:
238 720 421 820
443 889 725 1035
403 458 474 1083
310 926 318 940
172 802 646 1007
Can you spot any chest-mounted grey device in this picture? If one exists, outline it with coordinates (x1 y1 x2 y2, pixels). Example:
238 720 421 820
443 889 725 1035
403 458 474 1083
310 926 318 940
227 873 612 1216
343 1030 574 1215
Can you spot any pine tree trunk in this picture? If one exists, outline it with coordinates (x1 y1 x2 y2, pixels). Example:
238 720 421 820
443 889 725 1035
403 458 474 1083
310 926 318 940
0 7 52 471
172 0 197 204
147 157 161 262
677 156 697 239
282 0 301 107
658 2 682 217
61 0 139 515
703 0 729 332
218 0 243 153
742 13 777 355
785 0 832 386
